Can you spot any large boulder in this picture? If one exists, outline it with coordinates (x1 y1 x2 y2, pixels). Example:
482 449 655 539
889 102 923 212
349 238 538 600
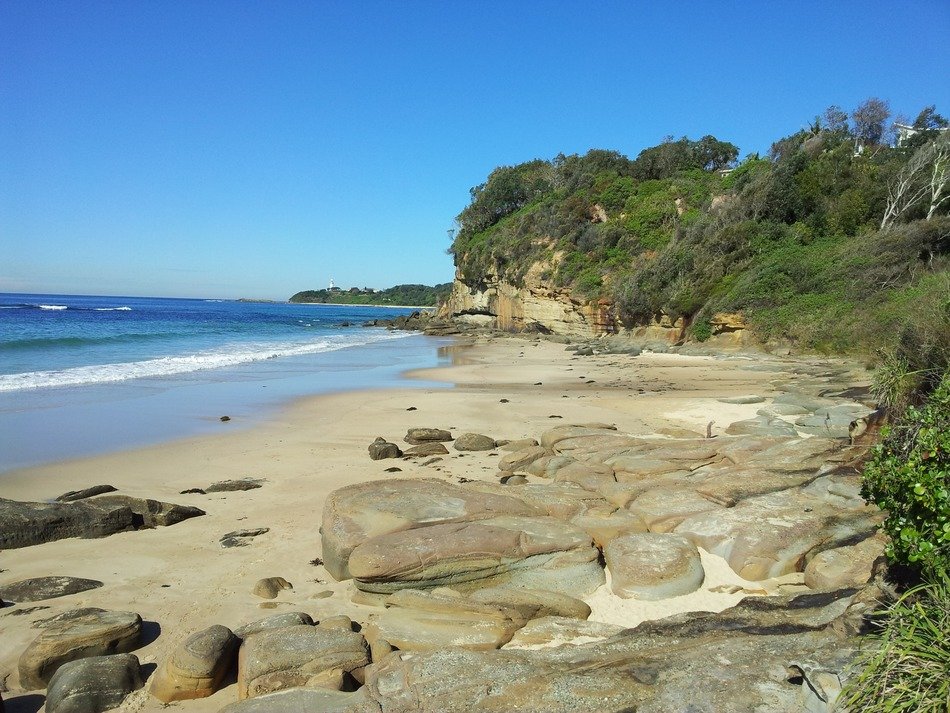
83 494 204 528
18 609 142 690
234 613 314 639
368 437 401 460
347 516 604 596
149 625 239 702
321 479 539 580
45 653 142 713
237 625 370 699
0 499 135 549
804 535 887 590
0 577 103 603
605 533 705 600
55 485 118 502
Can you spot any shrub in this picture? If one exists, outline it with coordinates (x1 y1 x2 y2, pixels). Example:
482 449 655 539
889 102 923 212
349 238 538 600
862 371 950 576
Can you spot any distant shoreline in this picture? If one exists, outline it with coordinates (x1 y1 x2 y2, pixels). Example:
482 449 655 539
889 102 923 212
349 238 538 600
294 302 436 310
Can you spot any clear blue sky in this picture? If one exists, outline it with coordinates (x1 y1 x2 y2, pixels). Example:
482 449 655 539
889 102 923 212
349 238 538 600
2 1 948 299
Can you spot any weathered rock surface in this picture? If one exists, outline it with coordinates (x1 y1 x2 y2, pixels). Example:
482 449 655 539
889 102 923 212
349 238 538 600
150 624 238 702
237 625 369 699
219 686 374 713
453 433 496 451
605 533 705 600
348 516 603 595
18 609 142 690
45 653 142 713
503 616 623 650
55 485 117 503
321 479 539 580
675 476 882 580
804 534 887 590
404 428 453 445
498 446 547 473
367 437 402 460
360 587 871 712
0 577 103 603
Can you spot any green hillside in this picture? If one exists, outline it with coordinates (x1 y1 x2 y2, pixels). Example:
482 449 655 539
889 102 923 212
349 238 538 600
289 283 452 306
449 101 949 361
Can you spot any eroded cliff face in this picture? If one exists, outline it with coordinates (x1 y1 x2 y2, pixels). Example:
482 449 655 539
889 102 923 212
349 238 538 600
442 263 751 346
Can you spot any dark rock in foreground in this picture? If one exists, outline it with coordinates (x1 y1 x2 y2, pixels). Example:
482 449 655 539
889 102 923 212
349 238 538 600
0 495 204 550
45 653 142 713
0 577 104 603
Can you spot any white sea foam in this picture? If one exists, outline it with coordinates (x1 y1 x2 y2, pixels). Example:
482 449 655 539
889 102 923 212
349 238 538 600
39 304 68 310
0 331 410 392
94 306 132 311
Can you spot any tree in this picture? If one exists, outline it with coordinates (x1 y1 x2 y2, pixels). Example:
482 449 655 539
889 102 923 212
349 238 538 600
823 105 850 134
852 97 891 147
881 132 950 228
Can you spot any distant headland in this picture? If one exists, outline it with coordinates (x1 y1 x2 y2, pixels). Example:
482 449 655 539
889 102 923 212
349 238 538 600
289 283 451 307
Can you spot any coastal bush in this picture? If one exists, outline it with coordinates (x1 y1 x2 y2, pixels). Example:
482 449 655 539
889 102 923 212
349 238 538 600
862 371 950 575
840 577 950 712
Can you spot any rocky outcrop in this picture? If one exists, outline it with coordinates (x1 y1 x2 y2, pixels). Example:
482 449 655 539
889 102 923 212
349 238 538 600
0 495 204 550
0 577 103 603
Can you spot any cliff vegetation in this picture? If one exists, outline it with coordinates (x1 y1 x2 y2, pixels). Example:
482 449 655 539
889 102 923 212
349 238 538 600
448 100 950 357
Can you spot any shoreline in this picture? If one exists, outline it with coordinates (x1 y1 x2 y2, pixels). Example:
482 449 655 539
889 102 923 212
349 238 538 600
0 335 870 710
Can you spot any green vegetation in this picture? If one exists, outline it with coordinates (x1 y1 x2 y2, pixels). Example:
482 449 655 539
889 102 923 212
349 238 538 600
841 578 950 712
449 100 950 357
289 283 452 307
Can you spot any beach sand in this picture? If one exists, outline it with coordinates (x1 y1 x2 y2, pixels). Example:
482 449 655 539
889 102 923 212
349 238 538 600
0 336 808 711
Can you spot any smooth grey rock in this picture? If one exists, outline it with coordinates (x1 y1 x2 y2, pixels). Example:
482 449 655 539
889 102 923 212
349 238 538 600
605 533 705 600
503 616 622 649
717 395 766 404
453 433 496 451
0 577 103 603
18 609 142 689
45 653 142 713
368 438 402 460
321 479 539 580
234 612 314 639
348 515 603 596
404 428 453 445
724 415 799 437
55 485 118 503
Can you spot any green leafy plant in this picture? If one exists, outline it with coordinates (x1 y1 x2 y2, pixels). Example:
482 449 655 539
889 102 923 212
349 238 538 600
862 371 950 575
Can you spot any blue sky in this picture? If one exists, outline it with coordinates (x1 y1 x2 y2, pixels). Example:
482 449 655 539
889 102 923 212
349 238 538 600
2 1 948 299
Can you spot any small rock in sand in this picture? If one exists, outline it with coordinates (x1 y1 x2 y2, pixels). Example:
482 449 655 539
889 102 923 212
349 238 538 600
252 577 292 600
220 528 270 548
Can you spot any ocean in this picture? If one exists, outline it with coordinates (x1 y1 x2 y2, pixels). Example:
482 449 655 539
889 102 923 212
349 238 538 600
0 293 450 472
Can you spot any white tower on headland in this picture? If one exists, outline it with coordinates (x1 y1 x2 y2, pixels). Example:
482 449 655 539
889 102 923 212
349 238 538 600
329 277 335 290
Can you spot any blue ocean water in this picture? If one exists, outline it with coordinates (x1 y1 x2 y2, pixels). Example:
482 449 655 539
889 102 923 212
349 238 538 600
0 293 449 471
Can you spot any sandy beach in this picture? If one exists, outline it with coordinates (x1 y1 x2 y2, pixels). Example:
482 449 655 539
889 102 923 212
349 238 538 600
0 336 851 711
